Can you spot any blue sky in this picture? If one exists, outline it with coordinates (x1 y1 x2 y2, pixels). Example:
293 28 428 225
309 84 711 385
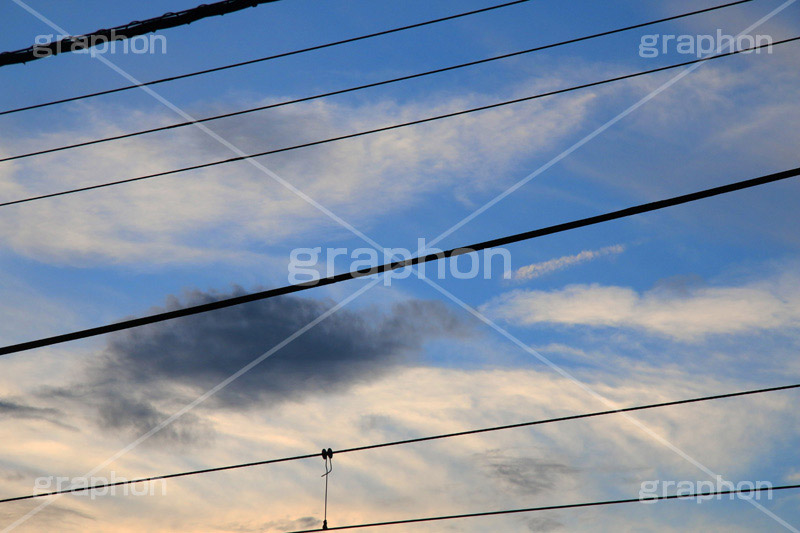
1 0 799 531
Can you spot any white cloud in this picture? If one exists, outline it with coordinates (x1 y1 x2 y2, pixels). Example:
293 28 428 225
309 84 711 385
513 244 625 281
1 364 796 532
483 272 800 341
0 78 597 266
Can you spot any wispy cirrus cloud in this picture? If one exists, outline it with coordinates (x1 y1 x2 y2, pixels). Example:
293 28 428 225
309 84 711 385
4 364 798 532
0 77 597 266
512 245 625 282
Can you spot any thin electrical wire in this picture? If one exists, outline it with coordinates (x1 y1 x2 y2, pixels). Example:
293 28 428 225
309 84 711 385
1 35 795 211
0 0 753 163
0 0 533 115
0 0 281 67
0 381 796 504
286 484 800 532
0 164 798 357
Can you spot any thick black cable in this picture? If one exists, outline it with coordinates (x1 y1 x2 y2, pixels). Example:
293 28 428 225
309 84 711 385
286 484 800 532
0 0 532 115
1 36 793 210
0 0 281 68
0 381 796 504
0 0 753 163
0 164 798 357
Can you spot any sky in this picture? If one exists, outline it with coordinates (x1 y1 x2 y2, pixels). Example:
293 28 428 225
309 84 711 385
0 0 799 531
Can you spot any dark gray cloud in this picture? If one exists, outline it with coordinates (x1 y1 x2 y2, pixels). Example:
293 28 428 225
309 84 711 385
45 288 469 443
0 400 57 420
527 516 564 532
95 393 214 446
99 288 467 404
0 399 73 429
480 449 577 496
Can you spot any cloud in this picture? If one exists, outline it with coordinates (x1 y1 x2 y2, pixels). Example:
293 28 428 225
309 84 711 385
0 78 596 266
94 393 214 447
482 272 800 341
512 245 625 281
6 364 798 532
0 504 94 531
564 48 800 248
786 471 800 483
527 516 564 532
480 449 576 495
213 516 318 532
44 288 470 441
0 399 72 429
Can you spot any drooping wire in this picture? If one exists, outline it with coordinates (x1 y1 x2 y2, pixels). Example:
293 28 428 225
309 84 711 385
0 0 534 115
0 0 754 164
0 36 795 211
0 164 798 357
285 484 800 532
0 0 281 68
0 381 797 504
1 33 794 212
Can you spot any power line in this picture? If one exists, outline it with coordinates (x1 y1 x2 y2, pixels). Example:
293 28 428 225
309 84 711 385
0 0 533 115
0 0 753 164
333 383 800 455
0 0 281 68
2 35 794 210
1 381 796 504
286 484 800 532
1 164 798 356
